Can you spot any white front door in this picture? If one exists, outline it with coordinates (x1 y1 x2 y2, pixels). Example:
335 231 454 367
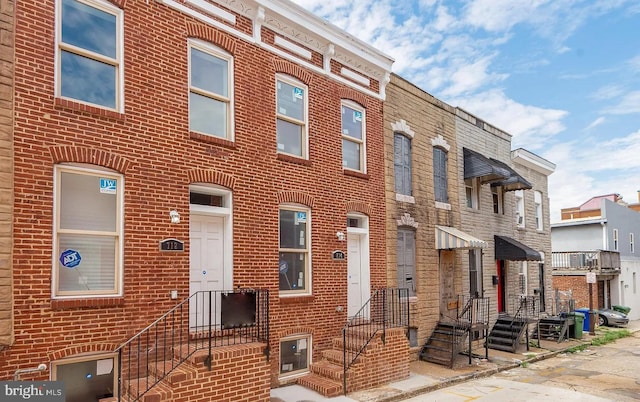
190 214 225 328
347 231 369 318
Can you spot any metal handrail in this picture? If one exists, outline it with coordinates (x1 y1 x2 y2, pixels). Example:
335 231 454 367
342 288 409 394
115 289 269 401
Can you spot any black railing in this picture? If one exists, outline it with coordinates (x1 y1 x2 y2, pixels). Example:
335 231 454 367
342 288 409 394
508 295 539 350
456 296 490 362
115 289 269 402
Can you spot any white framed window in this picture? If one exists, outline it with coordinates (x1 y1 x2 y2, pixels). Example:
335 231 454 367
469 249 482 297
492 186 503 214
465 179 479 209
53 353 117 400
279 334 311 376
397 229 416 296
53 165 123 298
630 233 634 253
279 206 311 295
519 261 528 296
613 229 619 251
433 147 448 203
276 75 308 158
188 40 234 139
394 133 411 195
515 190 525 227
341 101 366 172
534 191 543 230
56 0 123 111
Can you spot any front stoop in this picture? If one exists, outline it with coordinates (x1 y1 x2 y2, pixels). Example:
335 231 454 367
297 372 343 397
124 376 173 402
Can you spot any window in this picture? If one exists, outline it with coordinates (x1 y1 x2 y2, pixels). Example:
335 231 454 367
630 233 634 253
613 229 619 251
57 0 123 110
54 165 123 297
469 250 482 297
515 190 525 227
279 207 310 294
492 186 503 214
53 354 117 401
519 262 527 296
397 229 416 296
276 75 307 158
534 191 543 230
189 40 233 139
394 133 412 195
433 147 448 203
465 179 479 209
342 101 366 172
280 335 310 376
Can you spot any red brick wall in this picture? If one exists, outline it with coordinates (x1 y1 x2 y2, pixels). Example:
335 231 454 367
552 275 599 310
2 1 387 394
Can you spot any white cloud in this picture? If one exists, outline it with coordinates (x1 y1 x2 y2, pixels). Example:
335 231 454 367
449 89 567 148
584 117 606 130
602 91 640 115
591 84 625 101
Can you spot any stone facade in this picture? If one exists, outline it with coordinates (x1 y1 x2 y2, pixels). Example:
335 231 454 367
383 74 460 354
0 0 14 349
456 110 555 324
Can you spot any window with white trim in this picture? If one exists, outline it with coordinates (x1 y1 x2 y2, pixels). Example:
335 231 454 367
279 206 310 294
515 190 525 227
280 334 310 376
465 179 479 209
613 229 619 251
189 40 233 139
397 229 416 296
53 353 117 400
341 101 366 172
492 186 503 214
394 133 412 195
534 191 543 230
519 261 528 296
57 0 123 110
54 165 123 297
276 75 308 158
469 249 482 297
433 147 448 203
630 233 634 253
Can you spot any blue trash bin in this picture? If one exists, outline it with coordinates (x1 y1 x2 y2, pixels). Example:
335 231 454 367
575 308 591 331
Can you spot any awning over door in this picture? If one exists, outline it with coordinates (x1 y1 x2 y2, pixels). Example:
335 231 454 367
463 148 511 183
436 226 488 249
489 158 532 191
494 235 541 261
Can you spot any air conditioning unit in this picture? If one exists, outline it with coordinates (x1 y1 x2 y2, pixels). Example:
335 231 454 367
517 214 524 225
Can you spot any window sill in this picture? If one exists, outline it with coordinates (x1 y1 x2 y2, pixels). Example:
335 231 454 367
54 97 124 120
279 295 315 304
277 153 312 166
190 131 237 149
51 297 125 310
343 169 369 180
395 194 415 204
435 201 451 210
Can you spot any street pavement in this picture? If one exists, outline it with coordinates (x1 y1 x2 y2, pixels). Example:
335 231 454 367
270 319 640 402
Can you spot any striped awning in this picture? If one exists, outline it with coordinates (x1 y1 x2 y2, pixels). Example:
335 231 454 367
435 226 488 249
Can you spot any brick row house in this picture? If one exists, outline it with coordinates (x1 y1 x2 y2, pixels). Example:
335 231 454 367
1 0 414 400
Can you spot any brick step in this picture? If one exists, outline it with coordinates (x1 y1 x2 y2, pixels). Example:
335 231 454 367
311 360 345 382
148 359 198 385
123 376 172 402
297 373 343 397
322 348 367 365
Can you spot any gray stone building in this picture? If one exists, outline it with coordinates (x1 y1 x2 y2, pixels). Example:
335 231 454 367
456 109 556 326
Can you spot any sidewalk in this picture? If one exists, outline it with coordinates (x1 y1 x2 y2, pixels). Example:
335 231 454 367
270 319 640 402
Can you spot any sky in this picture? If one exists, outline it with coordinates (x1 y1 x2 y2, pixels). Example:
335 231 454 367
291 0 640 222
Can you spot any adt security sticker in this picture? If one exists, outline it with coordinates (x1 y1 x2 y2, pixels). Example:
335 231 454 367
295 211 307 224
354 111 362 122
60 249 82 268
293 87 303 99
100 178 117 194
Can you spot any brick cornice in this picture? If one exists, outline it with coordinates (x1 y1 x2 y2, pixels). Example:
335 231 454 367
49 146 132 173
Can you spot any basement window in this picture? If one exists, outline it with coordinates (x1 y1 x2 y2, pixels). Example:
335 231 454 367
52 353 117 402
279 334 310 376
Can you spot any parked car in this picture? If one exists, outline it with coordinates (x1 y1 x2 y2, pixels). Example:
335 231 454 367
597 308 629 327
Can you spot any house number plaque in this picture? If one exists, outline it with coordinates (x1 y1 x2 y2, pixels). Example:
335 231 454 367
159 238 184 252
